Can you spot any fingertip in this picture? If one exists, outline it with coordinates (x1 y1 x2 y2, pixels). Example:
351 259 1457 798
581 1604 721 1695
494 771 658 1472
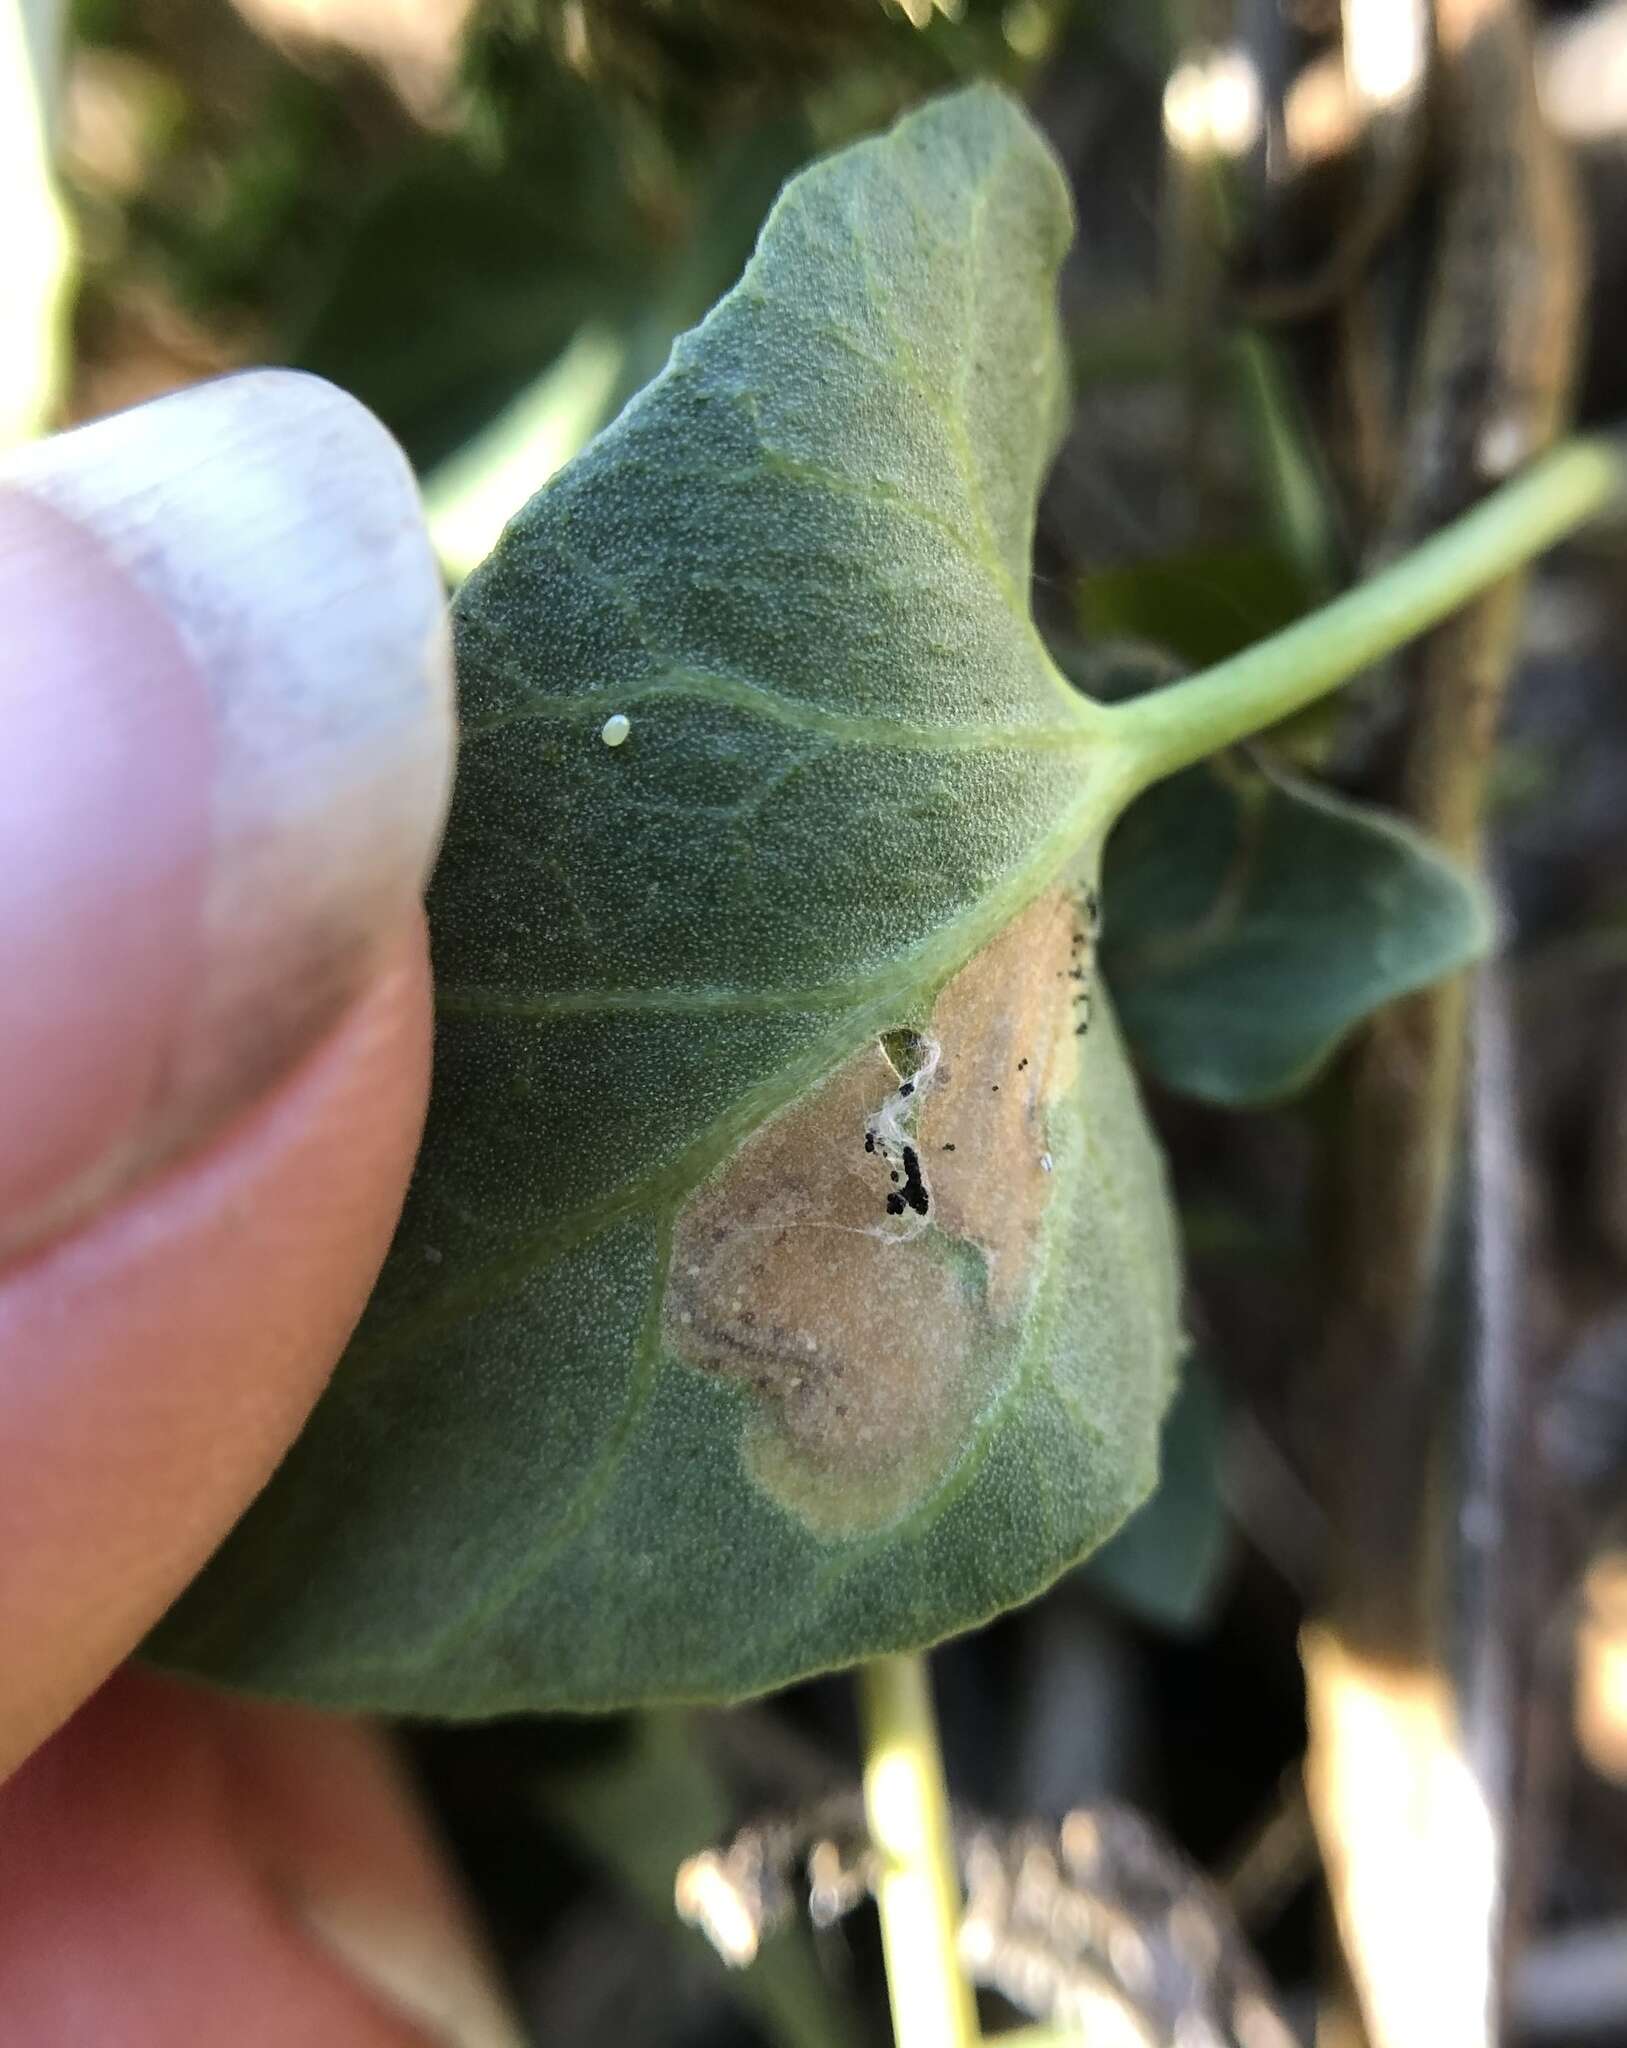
0 372 454 1262
0 920 434 1776
0 1668 523 2048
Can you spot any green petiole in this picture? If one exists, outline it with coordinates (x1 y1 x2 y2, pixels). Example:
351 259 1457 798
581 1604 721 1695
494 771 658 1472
859 1653 982 2048
1104 436 1623 796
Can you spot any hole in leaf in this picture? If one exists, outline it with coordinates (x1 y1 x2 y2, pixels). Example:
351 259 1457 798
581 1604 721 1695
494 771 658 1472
880 1028 932 1080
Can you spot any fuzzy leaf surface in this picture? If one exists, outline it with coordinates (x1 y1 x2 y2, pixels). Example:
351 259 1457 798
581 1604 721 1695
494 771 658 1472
153 88 1182 1713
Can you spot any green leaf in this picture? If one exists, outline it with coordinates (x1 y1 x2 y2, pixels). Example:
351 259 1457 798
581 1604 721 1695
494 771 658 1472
152 85 1186 1713
1083 1359 1230 1633
292 80 641 475
1075 545 1318 673
421 120 819 581
1102 760 1493 1105
291 62 813 488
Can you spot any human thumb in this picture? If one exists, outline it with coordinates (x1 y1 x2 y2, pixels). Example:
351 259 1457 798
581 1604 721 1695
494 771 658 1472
0 369 454 1265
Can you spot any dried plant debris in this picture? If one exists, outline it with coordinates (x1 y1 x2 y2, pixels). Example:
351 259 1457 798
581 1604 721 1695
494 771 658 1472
677 1798 1295 2048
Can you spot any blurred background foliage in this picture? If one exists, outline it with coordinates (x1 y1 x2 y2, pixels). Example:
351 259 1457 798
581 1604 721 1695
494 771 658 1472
60 0 1069 539
39 1 1627 2041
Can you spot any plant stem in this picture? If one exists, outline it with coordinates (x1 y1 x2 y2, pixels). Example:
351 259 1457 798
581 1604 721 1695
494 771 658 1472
1 0 74 446
1104 435 1621 791
1231 330 1342 599
858 1653 980 2048
424 323 628 583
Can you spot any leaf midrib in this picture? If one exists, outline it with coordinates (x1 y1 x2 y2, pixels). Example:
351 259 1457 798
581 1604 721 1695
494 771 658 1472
349 99 1117 1669
365 752 1133 1371
458 660 1101 751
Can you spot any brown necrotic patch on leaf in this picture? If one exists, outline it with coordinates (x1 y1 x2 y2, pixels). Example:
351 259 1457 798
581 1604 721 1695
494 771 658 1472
664 888 1089 1536
915 889 1085 1317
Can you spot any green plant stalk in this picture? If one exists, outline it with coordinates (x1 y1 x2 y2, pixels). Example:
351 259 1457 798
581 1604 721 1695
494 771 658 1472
423 323 629 584
1230 329 1342 600
859 1654 980 2048
1107 436 1621 791
849 442 1625 2048
1 0 74 447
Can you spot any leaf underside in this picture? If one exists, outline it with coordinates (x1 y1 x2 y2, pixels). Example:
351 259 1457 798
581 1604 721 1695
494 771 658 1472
1104 763 1492 1105
152 87 1183 1715
1083 1358 1230 1633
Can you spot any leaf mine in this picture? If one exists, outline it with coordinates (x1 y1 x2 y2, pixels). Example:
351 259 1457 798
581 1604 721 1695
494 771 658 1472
151 87 1185 1714
666 890 1092 1535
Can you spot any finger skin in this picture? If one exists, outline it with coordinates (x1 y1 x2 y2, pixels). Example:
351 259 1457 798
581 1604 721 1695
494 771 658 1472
0 375 454 1269
0 1668 480 2048
0 922 432 1778
0 489 213 1244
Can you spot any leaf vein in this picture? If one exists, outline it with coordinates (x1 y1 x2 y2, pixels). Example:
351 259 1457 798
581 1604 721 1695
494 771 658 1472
415 1223 676 1666
459 659 1095 751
